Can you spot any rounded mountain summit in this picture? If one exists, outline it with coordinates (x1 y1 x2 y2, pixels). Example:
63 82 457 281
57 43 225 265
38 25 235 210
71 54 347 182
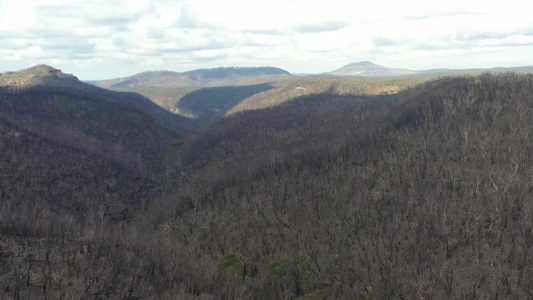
327 61 416 77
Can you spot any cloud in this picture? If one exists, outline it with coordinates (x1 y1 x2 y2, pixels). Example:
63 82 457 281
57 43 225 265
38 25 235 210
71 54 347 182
1 0 533 79
294 22 349 33
176 4 201 28
480 34 533 48
146 27 166 39
243 29 286 36
34 1 146 32
411 31 533 53
373 37 398 47
406 9 476 21
162 40 227 53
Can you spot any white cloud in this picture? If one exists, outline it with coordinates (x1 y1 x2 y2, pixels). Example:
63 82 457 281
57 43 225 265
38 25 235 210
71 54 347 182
1 0 533 79
176 4 201 28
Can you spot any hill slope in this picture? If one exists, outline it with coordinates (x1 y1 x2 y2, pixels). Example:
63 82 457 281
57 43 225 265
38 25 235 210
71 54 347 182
97 66 291 89
0 66 194 221
130 75 422 126
159 72 533 299
4 68 533 299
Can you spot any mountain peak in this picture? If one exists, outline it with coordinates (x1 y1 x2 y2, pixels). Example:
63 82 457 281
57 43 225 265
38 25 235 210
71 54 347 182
328 61 415 77
27 64 60 73
346 61 377 67
0 64 80 87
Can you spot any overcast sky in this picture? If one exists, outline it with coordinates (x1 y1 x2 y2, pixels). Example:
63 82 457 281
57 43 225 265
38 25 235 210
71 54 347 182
1 0 532 80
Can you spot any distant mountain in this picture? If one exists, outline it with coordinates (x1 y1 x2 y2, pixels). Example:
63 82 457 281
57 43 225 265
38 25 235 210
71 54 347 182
97 66 292 89
401 65 533 80
0 65 193 125
415 68 453 73
327 61 416 77
328 62 533 79
108 74 421 126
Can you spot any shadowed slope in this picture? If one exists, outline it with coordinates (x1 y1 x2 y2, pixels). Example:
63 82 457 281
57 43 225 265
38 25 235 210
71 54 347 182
0 66 194 221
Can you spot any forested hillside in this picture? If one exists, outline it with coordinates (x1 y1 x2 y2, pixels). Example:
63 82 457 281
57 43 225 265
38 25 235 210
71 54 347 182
97 67 291 89
130 75 421 126
0 84 195 218
160 73 533 299
2 71 533 299
0 68 197 299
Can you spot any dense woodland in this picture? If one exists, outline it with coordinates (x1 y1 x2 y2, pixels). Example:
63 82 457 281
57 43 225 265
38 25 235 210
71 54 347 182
2 71 533 299
97 67 291 90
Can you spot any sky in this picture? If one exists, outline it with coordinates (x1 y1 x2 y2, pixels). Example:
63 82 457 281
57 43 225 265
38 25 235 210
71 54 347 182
1 0 532 80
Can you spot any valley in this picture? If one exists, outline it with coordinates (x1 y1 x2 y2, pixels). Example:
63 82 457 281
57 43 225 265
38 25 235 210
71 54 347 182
1 63 533 299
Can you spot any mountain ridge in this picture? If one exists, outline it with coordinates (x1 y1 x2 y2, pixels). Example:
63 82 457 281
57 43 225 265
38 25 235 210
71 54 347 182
0 65 195 128
326 61 533 78
97 66 292 89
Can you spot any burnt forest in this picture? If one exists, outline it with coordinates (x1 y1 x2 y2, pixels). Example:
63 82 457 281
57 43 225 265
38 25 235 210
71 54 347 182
2 65 533 299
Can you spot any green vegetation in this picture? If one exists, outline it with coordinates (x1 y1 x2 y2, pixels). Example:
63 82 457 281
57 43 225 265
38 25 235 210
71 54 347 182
3 67 533 299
